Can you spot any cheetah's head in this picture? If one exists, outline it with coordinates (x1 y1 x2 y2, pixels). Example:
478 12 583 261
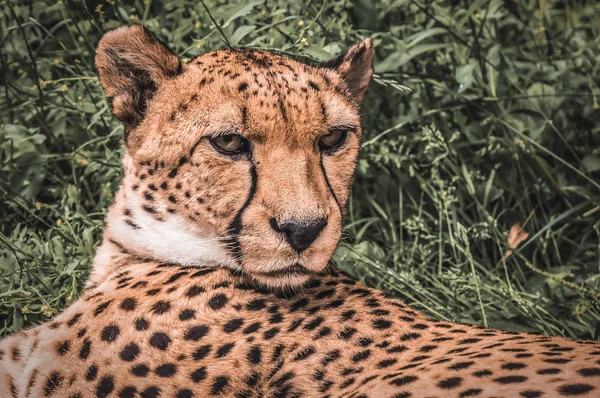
96 25 374 288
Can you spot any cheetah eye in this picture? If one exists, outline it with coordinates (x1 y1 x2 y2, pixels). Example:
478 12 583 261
210 134 250 155
319 129 348 154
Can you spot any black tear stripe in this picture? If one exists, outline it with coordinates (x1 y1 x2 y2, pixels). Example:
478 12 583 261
319 156 341 212
318 100 327 123
278 99 288 122
225 157 258 262
242 107 248 128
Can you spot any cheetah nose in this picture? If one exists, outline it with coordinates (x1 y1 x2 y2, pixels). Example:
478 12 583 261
270 218 328 252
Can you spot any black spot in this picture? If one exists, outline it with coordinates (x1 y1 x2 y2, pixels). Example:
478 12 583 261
290 298 309 311
168 167 179 178
400 332 421 341
184 325 209 341
516 353 534 358
176 390 193 398
179 309 196 321
520 391 543 398
94 301 112 316
269 371 295 390
493 376 528 384
557 384 595 396
459 389 483 397
96 376 115 398
186 285 205 297
131 281 148 289
373 319 392 329
166 271 187 283
238 82 248 92
246 299 267 311
377 358 397 368
118 386 137 398
191 268 215 277
449 361 474 370
151 300 171 314
473 370 493 377
308 81 320 91
246 371 260 387
388 345 408 353
131 364 150 377
304 316 324 330
326 299 345 309
471 353 492 358
458 338 482 344
140 386 160 398
86 365 98 381
315 288 335 299
341 310 356 321
142 204 156 213
578 368 600 377
322 349 340 366
192 345 212 360
211 376 229 395
545 358 572 364
248 345 262 364
390 375 418 386
317 327 332 338
243 322 262 334
294 346 316 361
438 377 463 389
155 363 177 377
149 332 171 350
56 340 70 355
45 371 63 396
216 343 235 357
208 294 228 310
135 318 150 331
502 362 527 370
120 298 137 311
420 345 438 353
352 349 371 362
339 327 357 340
67 313 82 327
224 318 244 333
190 367 207 383
120 343 140 362
101 325 119 343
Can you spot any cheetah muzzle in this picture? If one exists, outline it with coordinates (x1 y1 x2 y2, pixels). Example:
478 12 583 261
1 25 599 398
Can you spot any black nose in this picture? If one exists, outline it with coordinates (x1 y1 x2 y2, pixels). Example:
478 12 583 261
271 218 328 252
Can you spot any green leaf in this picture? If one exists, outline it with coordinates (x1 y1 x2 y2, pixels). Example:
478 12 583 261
221 0 265 28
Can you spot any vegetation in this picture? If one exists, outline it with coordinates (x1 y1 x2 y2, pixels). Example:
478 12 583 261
1 0 599 339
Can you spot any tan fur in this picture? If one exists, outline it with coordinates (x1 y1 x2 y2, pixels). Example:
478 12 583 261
1 26 598 398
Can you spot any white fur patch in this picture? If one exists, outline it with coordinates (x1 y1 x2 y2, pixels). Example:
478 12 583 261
115 208 237 268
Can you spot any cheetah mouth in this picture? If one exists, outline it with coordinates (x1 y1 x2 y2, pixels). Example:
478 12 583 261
253 263 312 278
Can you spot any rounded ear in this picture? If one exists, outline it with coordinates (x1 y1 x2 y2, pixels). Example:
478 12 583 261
320 38 375 103
95 25 182 140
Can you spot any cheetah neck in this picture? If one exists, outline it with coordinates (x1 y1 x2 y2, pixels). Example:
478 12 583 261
90 155 238 287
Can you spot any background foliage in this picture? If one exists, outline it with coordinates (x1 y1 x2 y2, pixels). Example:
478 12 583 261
1 0 599 339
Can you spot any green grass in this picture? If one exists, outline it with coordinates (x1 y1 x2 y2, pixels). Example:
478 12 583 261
1 0 599 339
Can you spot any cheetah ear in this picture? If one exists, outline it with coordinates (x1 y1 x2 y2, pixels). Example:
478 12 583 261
95 25 182 138
320 38 375 102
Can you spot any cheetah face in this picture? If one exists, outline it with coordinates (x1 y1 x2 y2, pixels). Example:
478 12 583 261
96 25 374 288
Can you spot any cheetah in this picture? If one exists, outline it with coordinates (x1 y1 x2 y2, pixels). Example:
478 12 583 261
1 25 599 398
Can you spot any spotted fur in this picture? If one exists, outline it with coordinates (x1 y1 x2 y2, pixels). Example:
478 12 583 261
1 25 598 398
